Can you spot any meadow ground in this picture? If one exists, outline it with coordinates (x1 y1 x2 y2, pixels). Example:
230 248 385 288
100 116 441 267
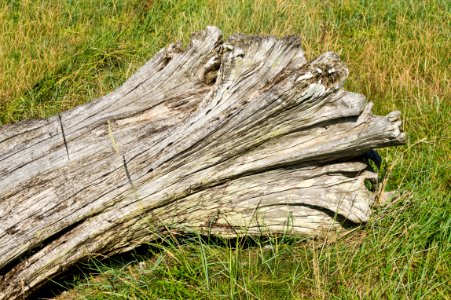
0 0 449 299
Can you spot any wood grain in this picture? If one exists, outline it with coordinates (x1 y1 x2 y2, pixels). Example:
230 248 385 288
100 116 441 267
0 26 405 299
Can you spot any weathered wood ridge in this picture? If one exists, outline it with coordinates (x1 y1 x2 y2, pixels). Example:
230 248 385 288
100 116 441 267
0 26 405 299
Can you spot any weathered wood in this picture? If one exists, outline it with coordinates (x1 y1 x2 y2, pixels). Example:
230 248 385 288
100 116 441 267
0 26 405 299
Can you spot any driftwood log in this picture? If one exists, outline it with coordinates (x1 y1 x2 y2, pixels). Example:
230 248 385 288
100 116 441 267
0 26 405 299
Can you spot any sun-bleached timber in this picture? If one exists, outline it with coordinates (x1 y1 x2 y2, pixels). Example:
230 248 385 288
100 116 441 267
0 26 405 299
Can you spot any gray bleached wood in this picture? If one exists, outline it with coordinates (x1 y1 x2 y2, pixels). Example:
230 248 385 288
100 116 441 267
0 26 405 299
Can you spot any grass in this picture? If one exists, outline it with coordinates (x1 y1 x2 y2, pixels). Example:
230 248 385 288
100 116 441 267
1 0 449 299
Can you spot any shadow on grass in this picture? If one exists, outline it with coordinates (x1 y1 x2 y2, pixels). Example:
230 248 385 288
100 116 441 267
30 233 313 299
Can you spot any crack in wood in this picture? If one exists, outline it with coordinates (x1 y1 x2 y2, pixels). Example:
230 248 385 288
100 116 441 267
122 154 134 188
58 113 70 161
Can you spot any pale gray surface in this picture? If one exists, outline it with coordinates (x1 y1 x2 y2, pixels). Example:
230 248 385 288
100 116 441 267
0 26 405 299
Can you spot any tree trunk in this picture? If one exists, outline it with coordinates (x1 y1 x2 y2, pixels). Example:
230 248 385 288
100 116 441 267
0 26 405 299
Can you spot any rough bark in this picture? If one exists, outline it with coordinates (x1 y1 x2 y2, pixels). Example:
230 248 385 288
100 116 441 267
0 26 406 299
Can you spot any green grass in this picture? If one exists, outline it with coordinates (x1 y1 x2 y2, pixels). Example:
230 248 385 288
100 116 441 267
1 0 449 299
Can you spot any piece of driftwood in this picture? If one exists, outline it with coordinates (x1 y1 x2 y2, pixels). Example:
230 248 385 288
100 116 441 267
0 26 405 299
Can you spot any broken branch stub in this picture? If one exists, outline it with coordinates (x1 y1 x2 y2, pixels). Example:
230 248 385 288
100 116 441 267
0 26 405 299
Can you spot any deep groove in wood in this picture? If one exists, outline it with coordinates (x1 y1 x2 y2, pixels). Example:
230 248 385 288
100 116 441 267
58 113 70 161
122 154 134 187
